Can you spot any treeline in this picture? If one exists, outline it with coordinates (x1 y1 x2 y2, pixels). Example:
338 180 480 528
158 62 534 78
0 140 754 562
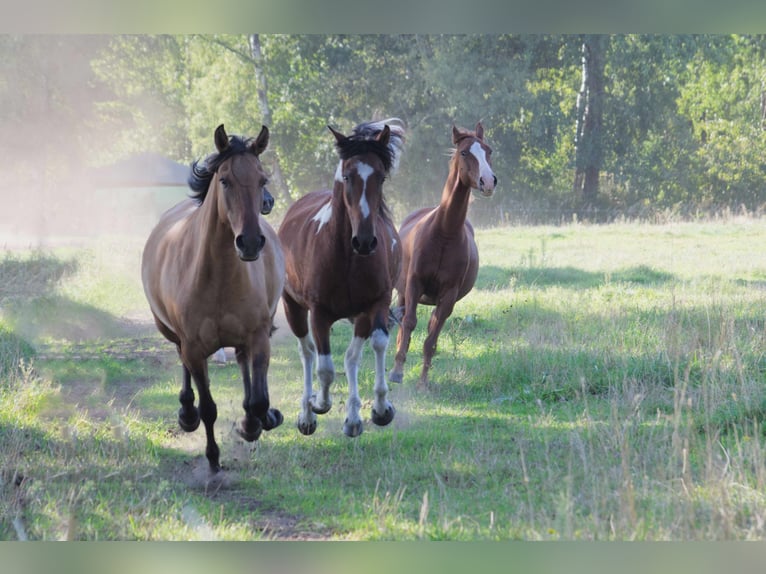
3 34 766 224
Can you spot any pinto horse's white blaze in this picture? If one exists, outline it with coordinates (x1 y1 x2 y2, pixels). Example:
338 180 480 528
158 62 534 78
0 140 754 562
356 162 374 219
312 201 333 233
469 141 495 194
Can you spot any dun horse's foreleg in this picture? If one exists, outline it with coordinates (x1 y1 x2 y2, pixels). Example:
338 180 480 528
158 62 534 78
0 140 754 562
178 364 200 432
420 290 458 390
185 359 220 473
235 339 283 442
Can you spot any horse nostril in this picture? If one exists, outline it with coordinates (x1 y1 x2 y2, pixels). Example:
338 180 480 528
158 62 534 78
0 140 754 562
369 236 378 252
259 234 266 250
479 177 485 188
235 235 246 251
493 175 498 186
351 236 361 252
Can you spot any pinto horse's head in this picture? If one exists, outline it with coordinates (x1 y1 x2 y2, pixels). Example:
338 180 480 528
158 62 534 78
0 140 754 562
452 122 497 198
189 124 271 261
330 119 404 256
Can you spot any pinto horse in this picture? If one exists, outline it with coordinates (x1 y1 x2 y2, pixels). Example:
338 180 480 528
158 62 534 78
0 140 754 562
389 122 497 389
142 124 285 473
278 119 404 437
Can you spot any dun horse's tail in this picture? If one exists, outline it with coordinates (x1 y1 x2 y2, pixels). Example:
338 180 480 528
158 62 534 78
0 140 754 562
353 118 406 174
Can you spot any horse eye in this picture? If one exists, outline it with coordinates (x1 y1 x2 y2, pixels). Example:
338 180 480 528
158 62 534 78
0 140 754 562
220 177 229 187
460 151 467 157
342 175 349 183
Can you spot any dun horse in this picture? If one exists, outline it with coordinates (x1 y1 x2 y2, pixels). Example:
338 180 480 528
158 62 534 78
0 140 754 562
142 124 285 473
278 119 404 437
389 122 497 389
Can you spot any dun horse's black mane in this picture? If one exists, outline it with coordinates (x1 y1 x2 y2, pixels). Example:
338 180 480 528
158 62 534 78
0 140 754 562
188 135 254 204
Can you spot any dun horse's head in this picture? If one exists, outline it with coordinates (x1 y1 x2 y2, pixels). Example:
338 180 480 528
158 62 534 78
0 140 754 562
330 122 399 256
452 122 497 198
211 124 271 261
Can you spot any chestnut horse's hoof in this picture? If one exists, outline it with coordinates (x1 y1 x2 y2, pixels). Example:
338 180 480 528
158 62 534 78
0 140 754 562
371 403 395 427
236 417 263 442
343 418 363 438
297 415 317 436
263 408 284 431
178 406 200 432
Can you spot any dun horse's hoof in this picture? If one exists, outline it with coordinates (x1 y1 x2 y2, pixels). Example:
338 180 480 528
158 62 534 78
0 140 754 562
388 370 403 384
297 416 317 436
343 418 363 438
371 403 395 427
178 406 200 432
236 417 263 442
263 408 284 430
310 394 332 415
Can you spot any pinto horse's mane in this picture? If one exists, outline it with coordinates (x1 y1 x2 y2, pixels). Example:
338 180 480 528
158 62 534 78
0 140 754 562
188 135 256 204
335 118 406 175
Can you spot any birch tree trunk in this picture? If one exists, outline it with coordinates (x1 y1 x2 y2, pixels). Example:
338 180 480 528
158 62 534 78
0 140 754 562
248 34 289 202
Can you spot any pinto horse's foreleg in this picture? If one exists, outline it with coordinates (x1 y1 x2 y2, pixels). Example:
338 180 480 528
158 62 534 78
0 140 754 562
296 334 318 435
310 311 335 417
389 277 423 384
342 332 366 438
370 312 395 428
420 288 459 390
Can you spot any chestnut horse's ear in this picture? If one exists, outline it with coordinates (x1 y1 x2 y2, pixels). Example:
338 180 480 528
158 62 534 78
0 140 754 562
452 125 462 145
475 122 484 140
376 124 391 147
214 124 229 153
328 125 346 143
251 125 269 156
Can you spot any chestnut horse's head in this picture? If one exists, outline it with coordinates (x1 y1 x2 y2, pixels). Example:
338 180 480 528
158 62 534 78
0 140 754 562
452 122 497 197
189 124 271 261
329 119 404 256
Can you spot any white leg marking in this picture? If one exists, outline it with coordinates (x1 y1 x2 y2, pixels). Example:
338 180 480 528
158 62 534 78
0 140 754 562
356 162 373 219
344 336 365 431
370 328 392 417
312 202 333 234
298 336 317 431
315 353 334 410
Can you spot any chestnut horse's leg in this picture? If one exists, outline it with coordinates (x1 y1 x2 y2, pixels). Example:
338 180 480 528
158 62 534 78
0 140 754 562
420 287 459 389
389 275 424 384
184 357 220 473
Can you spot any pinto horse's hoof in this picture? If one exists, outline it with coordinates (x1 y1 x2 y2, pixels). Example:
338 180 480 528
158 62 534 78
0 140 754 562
343 418 363 438
371 403 395 427
297 416 317 436
388 370 403 384
310 394 332 415
236 417 263 442
263 408 284 431
178 406 200 432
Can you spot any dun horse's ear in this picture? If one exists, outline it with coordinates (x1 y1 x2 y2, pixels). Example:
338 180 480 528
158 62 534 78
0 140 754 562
251 125 269 156
214 124 229 153
475 122 484 140
376 125 391 147
452 125 461 145
328 125 346 144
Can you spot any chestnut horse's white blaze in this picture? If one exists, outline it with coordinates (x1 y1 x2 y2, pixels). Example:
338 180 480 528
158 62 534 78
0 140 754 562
279 118 405 437
389 122 497 389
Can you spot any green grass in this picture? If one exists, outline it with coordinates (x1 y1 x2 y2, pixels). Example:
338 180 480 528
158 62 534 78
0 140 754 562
1 219 766 540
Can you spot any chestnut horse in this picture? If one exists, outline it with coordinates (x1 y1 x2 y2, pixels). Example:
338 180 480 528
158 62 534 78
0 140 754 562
278 119 404 437
389 122 497 389
142 124 285 473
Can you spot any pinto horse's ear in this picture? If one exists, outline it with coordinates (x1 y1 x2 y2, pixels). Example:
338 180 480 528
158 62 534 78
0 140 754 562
214 124 229 153
328 125 346 143
376 124 391 147
452 125 462 145
475 122 484 140
251 125 269 156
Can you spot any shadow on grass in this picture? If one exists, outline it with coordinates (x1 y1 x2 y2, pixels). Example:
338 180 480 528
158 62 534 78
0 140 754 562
475 264 676 291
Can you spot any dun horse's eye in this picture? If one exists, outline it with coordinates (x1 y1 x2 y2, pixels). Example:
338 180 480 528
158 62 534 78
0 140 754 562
220 177 229 188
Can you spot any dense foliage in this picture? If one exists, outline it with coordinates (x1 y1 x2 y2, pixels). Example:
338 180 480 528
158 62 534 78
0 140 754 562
3 34 766 223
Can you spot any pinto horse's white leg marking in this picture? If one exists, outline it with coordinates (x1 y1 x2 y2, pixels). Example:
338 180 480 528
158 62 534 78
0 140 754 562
356 162 373 219
370 328 393 419
343 336 365 436
315 353 334 412
312 202 333 234
469 141 495 193
212 348 227 364
297 335 317 433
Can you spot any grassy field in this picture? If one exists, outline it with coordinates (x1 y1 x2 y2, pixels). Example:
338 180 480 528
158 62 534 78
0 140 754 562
1 217 765 540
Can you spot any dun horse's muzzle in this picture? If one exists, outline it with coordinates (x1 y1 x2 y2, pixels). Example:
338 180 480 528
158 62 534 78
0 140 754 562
235 233 266 261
